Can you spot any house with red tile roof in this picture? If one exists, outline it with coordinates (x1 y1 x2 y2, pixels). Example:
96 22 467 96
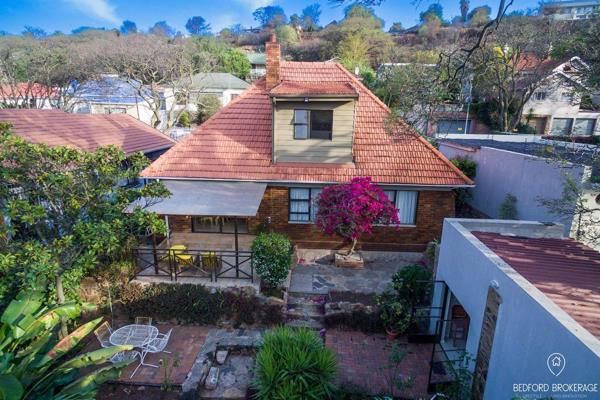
140 36 473 252
434 218 600 398
0 108 175 159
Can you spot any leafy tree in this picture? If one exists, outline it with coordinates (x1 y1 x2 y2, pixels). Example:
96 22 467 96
0 126 168 329
460 0 470 21
251 233 292 289
120 20 138 35
419 3 445 24
218 48 251 79
468 6 492 26
338 32 371 71
186 16 212 36
289 14 302 28
0 285 132 399
275 25 300 46
229 23 245 36
389 22 404 33
178 110 191 127
71 26 106 35
149 21 176 37
195 94 222 124
21 26 46 39
315 177 399 254
499 193 518 219
253 6 287 28
301 3 322 31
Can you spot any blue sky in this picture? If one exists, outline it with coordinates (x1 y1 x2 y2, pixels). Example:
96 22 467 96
1 0 539 35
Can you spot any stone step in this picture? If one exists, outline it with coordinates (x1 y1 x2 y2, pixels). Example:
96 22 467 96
285 308 324 322
286 297 326 313
287 289 329 297
286 318 324 330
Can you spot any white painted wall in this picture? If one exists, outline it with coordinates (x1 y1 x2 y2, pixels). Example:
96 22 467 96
436 219 600 399
439 143 588 235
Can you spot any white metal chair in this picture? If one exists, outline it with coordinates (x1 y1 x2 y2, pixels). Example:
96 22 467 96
130 329 173 378
135 316 153 325
94 321 113 348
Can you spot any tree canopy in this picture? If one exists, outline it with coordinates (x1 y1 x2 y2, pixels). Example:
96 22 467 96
253 6 288 28
186 16 212 36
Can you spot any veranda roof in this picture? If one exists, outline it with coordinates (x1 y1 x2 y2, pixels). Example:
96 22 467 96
142 180 267 217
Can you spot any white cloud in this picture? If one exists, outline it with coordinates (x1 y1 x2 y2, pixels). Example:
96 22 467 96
63 0 120 25
234 0 273 9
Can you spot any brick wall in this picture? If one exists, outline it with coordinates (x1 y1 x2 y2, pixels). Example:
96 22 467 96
165 186 455 251
249 186 455 252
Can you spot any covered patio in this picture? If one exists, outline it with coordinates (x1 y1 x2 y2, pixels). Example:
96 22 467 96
132 180 266 287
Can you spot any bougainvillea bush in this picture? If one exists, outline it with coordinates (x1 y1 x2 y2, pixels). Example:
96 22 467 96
315 177 400 254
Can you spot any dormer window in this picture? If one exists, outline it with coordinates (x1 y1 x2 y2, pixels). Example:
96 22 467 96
293 109 333 140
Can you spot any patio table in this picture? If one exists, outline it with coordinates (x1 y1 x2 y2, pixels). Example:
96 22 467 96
110 324 159 348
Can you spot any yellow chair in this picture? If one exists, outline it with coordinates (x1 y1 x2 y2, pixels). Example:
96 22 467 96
169 245 194 271
201 251 222 273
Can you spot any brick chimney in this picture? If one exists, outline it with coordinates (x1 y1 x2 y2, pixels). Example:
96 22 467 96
265 33 280 90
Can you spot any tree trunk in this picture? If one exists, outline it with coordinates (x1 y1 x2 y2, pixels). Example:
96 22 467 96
349 238 358 256
56 275 69 338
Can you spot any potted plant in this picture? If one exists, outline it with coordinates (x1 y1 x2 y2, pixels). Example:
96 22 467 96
376 291 411 341
315 177 400 268
251 232 292 297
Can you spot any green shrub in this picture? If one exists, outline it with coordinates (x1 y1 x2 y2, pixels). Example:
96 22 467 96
251 233 292 289
391 264 433 308
499 193 518 219
253 327 337 400
117 283 283 326
375 291 411 333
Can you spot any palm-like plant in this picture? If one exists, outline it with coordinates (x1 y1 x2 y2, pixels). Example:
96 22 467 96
0 287 133 400
253 327 337 400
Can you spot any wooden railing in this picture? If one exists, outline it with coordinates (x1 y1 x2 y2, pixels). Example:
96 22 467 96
132 247 254 282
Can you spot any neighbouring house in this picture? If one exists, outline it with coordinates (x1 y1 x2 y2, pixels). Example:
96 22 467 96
438 137 600 249
0 83 57 110
139 35 473 260
541 0 600 20
69 74 167 129
177 72 250 110
427 111 490 136
246 52 266 81
0 108 175 161
523 57 600 136
433 219 600 399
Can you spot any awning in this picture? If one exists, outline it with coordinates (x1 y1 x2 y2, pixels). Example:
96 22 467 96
139 180 267 217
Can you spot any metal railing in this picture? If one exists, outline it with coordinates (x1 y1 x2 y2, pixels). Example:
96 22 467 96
132 247 253 282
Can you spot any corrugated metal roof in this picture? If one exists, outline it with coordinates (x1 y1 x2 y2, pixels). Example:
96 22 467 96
473 231 600 341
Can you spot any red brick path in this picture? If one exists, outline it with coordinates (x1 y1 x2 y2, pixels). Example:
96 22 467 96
326 329 433 399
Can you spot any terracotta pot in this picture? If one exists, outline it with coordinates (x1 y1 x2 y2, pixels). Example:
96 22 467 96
386 327 399 341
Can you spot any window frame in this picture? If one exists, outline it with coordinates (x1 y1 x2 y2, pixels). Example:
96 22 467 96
293 109 334 141
534 92 548 101
288 187 321 223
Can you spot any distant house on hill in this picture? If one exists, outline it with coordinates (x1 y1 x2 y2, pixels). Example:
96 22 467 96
176 72 250 109
246 52 266 81
541 0 600 20
0 83 57 110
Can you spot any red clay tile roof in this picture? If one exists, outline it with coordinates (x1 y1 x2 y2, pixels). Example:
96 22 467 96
0 109 174 155
269 81 358 97
142 61 472 186
0 83 58 99
473 231 600 340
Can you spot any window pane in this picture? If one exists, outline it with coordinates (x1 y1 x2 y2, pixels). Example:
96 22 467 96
573 119 596 136
396 191 418 225
290 201 309 213
290 188 310 200
310 189 322 221
383 191 395 204
310 110 333 139
294 109 309 124
222 217 248 233
551 118 573 135
192 216 221 232
290 213 310 222
294 124 308 139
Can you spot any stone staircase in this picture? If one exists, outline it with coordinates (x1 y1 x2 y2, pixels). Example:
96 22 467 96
285 291 328 330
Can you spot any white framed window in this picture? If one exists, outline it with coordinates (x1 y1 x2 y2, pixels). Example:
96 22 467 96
533 92 547 101
551 118 574 135
383 190 418 225
293 109 333 140
561 92 574 103
573 119 596 136
289 187 322 222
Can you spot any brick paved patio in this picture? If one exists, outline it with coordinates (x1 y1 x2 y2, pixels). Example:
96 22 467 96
86 323 211 388
326 329 434 399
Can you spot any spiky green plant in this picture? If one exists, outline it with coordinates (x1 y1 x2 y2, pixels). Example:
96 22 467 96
253 327 337 400
0 287 132 399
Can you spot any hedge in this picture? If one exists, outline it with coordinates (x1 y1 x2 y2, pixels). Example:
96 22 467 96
117 283 284 326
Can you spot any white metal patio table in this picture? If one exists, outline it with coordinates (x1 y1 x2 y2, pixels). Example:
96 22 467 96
110 324 159 377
